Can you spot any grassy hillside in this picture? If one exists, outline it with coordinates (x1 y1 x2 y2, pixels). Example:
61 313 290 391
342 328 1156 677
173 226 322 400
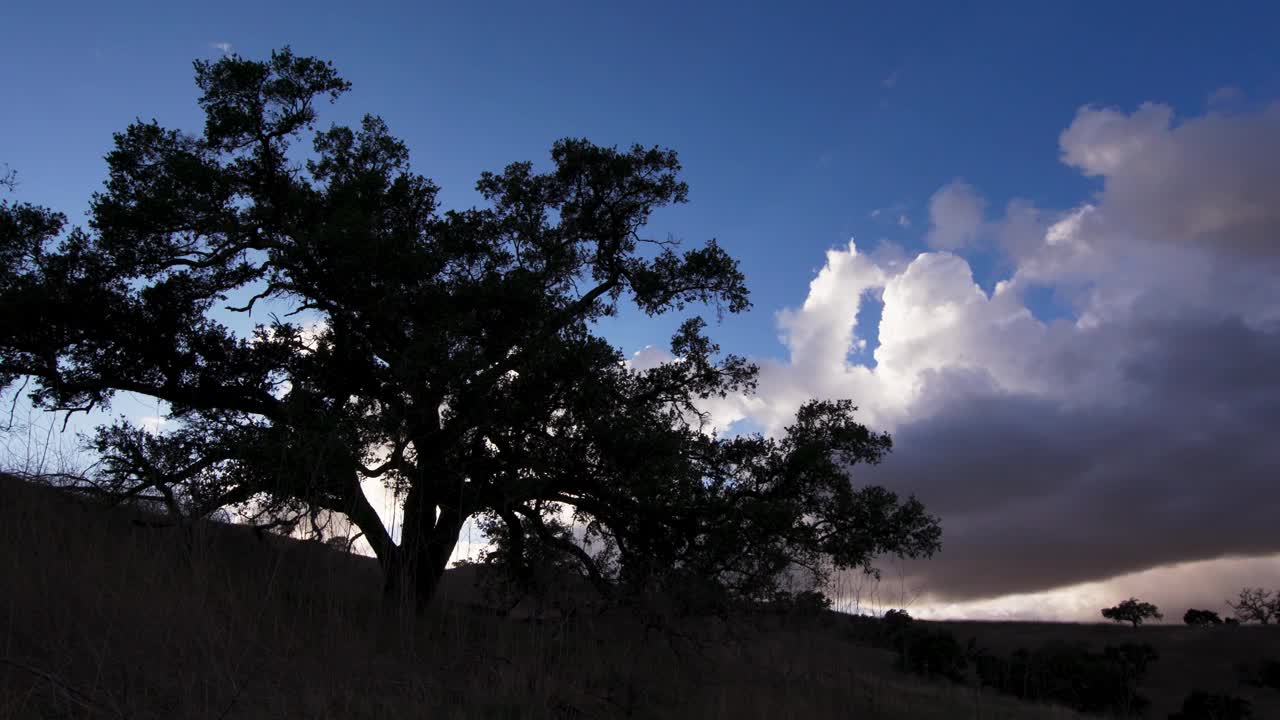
0 474 1266 719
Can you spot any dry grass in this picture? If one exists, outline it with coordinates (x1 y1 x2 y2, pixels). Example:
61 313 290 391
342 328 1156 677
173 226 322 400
0 474 1087 718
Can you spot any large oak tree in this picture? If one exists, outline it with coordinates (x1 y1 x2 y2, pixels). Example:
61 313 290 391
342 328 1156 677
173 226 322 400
0 49 940 608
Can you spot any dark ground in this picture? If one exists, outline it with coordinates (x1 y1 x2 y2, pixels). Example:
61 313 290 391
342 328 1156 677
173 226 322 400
1 474 1272 719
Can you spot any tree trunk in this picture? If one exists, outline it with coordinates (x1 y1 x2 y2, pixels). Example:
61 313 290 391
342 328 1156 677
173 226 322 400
382 515 462 610
382 480 465 611
342 472 396 569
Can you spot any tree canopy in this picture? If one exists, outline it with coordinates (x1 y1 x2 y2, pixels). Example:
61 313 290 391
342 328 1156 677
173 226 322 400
0 48 941 608
1182 608 1223 626
1101 598 1163 627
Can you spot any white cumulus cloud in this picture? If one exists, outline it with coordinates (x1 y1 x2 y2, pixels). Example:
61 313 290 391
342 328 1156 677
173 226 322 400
925 180 987 250
644 98 1280 617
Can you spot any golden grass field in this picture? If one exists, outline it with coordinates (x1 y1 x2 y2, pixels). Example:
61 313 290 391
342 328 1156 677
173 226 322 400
0 474 1275 719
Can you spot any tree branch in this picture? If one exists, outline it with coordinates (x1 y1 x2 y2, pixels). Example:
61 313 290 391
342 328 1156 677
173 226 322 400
513 504 610 595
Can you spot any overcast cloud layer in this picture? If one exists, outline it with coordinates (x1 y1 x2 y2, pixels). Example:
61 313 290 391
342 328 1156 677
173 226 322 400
660 99 1280 613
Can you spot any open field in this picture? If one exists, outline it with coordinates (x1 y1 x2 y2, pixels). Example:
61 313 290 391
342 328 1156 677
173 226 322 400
0 474 1273 718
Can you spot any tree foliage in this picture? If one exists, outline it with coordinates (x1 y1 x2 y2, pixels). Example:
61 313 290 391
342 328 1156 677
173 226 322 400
0 48 941 608
1101 598 1163 627
1182 608 1223 626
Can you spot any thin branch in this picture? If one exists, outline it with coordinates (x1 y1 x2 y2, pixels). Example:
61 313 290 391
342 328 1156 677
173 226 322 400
59 399 97 432
224 284 279 314
3 376 30 432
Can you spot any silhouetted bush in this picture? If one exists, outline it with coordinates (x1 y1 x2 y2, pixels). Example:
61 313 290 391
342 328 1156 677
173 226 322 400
324 535 354 553
1236 657 1280 691
883 608 914 634
839 612 886 645
892 624 972 683
772 589 833 616
1225 617 1241 626
1183 608 1223 625
867 607 982 685
1168 690 1253 720
974 641 1156 716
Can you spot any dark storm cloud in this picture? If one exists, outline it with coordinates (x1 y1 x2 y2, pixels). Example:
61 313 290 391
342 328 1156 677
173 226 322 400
867 311 1280 601
699 98 1280 608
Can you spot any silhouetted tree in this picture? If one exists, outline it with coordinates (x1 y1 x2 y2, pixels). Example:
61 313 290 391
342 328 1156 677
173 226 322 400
1102 598 1163 627
1183 608 1223 626
0 48 942 609
1227 588 1279 624
883 608 915 633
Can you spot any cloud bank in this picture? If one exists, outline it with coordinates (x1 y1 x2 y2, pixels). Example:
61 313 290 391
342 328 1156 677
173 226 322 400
695 99 1280 613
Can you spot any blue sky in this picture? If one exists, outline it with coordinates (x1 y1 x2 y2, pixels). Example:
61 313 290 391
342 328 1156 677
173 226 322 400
5 1 1280 619
4 1 1276 359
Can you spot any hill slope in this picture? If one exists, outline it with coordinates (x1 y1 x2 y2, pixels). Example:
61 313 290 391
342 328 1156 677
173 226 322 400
0 474 1085 719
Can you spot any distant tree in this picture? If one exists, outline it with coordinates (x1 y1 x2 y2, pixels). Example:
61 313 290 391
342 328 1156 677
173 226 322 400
0 48 942 610
1225 617 1241 626
1183 608 1223 626
883 608 914 630
1101 598 1163 627
1227 588 1279 625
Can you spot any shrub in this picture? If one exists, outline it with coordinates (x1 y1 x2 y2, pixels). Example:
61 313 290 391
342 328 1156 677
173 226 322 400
975 641 1156 716
892 625 972 683
882 608 914 634
1183 608 1224 625
1237 658 1280 691
779 589 833 616
1168 690 1253 720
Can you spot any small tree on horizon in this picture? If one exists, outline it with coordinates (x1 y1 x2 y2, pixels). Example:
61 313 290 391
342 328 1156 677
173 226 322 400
1227 588 1279 625
1183 608 1223 626
1102 598 1163 627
